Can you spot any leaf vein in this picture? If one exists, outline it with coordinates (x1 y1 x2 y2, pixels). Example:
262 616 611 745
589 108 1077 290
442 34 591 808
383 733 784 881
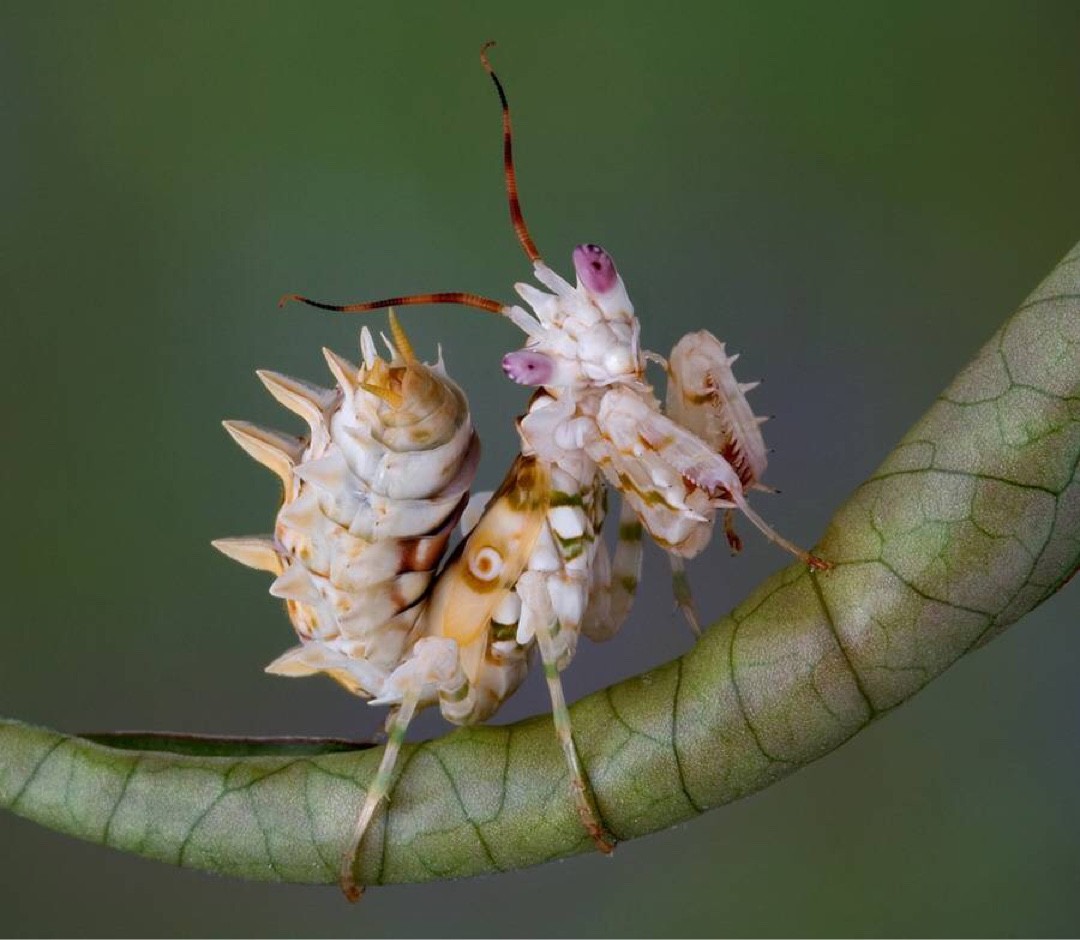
809 571 877 717
8 737 67 811
672 658 704 813
427 749 499 871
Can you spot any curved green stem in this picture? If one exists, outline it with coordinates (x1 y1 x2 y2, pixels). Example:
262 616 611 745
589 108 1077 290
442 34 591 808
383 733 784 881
2 240 1078 887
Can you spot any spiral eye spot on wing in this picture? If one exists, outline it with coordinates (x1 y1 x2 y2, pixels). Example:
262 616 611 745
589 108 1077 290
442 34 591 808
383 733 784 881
469 546 504 581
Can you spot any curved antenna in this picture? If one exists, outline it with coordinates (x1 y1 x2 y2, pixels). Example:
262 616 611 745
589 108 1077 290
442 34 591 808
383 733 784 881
480 41 542 264
279 45 539 323
279 291 507 316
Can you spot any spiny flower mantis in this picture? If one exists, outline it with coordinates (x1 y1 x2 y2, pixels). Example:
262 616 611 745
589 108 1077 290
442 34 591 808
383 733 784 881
259 42 830 899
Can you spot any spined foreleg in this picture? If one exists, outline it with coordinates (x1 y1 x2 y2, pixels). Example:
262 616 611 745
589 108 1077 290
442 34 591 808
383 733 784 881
596 388 830 569
664 330 769 488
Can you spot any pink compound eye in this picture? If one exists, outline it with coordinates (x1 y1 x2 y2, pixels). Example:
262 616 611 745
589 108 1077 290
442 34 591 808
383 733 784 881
502 350 554 386
572 243 618 295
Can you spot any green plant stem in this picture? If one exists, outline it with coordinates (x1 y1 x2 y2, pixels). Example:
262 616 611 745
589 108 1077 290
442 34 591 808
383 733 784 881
2 241 1078 886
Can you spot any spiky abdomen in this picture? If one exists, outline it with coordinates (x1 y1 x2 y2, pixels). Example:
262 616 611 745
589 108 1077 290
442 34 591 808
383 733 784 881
217 327 479 700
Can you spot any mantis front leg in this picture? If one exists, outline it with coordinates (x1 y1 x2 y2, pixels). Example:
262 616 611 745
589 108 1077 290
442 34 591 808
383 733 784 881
595 388 830 569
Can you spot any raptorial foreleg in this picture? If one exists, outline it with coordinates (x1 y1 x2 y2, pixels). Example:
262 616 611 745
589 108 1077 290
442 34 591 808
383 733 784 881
665 330 769 489
596 388 830 569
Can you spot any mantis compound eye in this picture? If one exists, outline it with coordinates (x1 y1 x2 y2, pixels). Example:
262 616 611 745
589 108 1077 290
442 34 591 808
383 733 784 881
502 350 554 386
572 243 618 295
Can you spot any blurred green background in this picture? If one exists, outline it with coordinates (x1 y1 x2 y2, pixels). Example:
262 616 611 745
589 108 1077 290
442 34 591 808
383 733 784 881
2 2 1078 936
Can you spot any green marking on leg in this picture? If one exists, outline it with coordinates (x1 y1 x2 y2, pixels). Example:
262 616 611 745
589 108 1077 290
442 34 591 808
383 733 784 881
550 490 584 507
491 620 517 642
555 532 586 559
445 677 470 703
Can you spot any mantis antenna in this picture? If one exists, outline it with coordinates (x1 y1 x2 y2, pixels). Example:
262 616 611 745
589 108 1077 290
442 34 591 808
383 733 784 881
480 40 542 264
279 43 537 318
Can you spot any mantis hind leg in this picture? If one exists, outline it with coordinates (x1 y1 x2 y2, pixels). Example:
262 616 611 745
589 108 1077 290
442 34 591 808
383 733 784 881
338 634 470 900
339 694 420 902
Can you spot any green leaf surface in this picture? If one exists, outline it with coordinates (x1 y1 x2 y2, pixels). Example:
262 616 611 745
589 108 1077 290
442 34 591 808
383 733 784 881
2 242 1078 887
